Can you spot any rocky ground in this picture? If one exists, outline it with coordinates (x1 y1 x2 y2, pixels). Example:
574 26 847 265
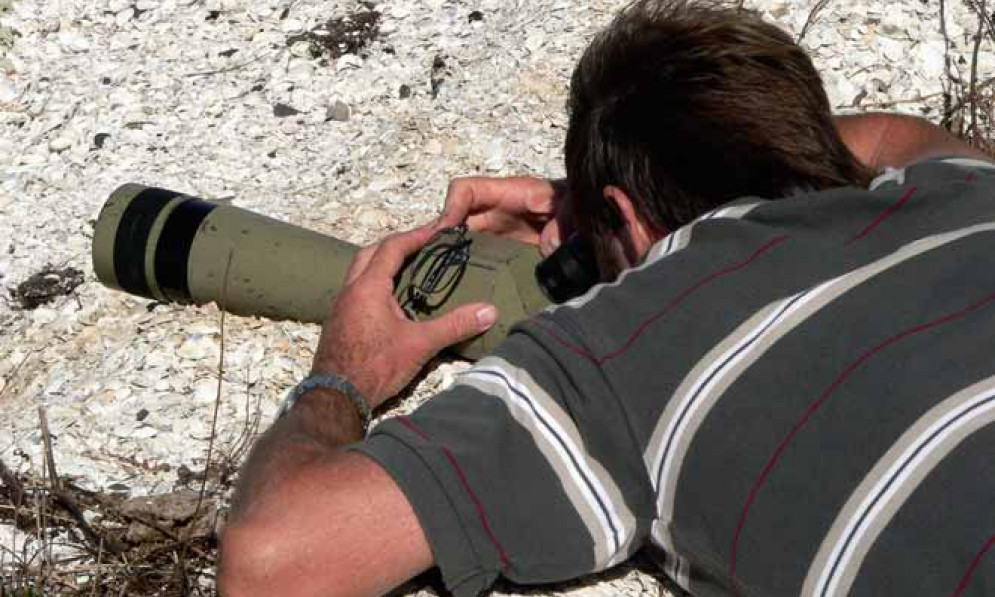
1 0 993 594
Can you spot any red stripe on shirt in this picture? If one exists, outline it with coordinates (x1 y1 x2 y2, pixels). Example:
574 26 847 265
728 292 995 593
536 235 791 366
397 416 511 570
950 532 995 597
846 186 918 244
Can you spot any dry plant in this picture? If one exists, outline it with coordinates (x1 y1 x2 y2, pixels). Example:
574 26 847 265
0 253 257 596
797 0 833 44
940 0 995 154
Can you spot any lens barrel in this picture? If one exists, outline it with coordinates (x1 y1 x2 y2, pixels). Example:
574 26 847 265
92 184 550 360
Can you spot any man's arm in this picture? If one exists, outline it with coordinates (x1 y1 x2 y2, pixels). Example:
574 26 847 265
835 112 994 170
219 224 498 596
219 396 432 596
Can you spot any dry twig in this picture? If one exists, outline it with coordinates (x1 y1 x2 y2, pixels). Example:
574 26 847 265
796 0 832 44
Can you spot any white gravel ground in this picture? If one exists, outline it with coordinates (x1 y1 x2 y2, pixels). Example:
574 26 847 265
1 0 993 594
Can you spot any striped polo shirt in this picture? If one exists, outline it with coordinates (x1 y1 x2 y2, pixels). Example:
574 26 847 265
353 157 995 597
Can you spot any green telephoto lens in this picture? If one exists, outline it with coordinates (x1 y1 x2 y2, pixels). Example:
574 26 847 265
92 184 550 360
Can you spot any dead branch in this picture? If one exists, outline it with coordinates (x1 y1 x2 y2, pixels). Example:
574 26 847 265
38 408 126 555
0 457 26 508
191 249 233 534
969 0 986 140
797 0 832 44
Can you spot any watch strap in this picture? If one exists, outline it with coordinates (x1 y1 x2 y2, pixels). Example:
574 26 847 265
278 373 373 432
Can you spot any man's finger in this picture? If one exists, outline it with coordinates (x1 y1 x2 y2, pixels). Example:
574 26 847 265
539 219 563 257
367 225 438 279
437 178 490 229
437 177 557 232
416 303 499 352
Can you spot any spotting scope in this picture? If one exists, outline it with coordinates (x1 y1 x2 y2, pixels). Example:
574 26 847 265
92 185 597 360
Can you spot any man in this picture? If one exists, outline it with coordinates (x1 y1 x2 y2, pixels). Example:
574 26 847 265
219 0 995 595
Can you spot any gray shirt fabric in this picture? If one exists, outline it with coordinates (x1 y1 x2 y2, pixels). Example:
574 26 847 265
352 157 995 597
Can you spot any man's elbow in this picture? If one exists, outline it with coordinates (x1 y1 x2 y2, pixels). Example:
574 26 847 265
217 521 289 597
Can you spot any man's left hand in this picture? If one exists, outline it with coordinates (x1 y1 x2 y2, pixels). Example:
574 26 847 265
311 223 499 408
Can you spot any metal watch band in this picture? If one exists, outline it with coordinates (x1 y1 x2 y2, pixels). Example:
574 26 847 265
277 373 373 432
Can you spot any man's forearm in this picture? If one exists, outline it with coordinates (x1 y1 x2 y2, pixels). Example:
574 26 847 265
218 389 434 597
835 112 993 171
228 388 364 523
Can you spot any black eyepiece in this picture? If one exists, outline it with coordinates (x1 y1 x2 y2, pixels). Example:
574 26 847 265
534 234 600 304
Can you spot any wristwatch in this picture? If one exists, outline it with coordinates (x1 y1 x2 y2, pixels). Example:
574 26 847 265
277 373 373 433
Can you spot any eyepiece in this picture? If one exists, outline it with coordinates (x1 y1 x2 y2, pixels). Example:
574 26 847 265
534 234 600 304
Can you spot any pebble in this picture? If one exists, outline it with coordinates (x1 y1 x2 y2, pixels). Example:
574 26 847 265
919 42 946 80
131 425 158 439
48 135 72 152
280 18 304 34
0 73 15 101
484 137 505 171
176 335 216 361
325 100 351 122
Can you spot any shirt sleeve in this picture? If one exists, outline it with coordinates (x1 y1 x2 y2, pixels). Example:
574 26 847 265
870 155 995 191
348 315 655 596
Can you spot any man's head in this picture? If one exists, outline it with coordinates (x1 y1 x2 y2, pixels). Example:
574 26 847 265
564 0 871 279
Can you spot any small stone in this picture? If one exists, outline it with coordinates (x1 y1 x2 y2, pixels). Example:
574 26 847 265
325 100 350 122
176 336 215 361
136 408 149 422
272 102 302 117
880 12 907 38
57 31 90 52
279 119 300 135
0 75 16 102
32 307 57 325
192 378 217 403
468 10 484 23
115 7 135 26
525 34 545 53
280 19 305 34
484 137 505 171
336 54 363 70
398 84 411 99
92 132 110 149
49 135 72 152
131 426 157 439
918 41 945 80
356 206 389 228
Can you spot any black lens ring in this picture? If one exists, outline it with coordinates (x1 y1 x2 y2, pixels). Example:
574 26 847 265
113 187 181 299
154 197 218 303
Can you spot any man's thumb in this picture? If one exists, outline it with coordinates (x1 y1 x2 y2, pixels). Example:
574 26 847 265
422 303 499 349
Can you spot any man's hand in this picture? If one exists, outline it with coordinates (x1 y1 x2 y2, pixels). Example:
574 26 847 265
437 176 574 257
311 223 499 408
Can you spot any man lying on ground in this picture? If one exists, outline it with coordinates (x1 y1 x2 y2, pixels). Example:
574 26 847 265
218 1 995 595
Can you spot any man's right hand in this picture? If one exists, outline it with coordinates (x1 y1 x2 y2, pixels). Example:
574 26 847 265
436 176 573 257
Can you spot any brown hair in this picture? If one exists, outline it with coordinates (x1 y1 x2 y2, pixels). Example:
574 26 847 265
565 0 872 278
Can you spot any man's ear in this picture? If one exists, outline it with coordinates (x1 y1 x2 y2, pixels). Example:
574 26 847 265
603 185 665 265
